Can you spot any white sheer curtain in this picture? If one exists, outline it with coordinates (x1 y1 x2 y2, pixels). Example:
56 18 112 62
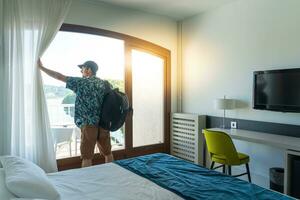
0 0 72 172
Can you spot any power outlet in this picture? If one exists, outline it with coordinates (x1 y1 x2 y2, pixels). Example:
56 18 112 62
231 121 237 129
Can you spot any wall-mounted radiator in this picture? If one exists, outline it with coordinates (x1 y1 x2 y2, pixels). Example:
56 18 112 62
171 113 206 166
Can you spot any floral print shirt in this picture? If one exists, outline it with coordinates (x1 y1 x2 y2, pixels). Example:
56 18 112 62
66 76 110 128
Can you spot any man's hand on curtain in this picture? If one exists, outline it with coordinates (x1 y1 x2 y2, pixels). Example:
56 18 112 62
38 58 43 69
38 58 67 83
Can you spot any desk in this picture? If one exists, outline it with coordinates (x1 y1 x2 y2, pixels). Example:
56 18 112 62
203 128 300 196
206 128 300 151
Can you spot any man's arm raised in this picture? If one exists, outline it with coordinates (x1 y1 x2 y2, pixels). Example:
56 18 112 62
38 59 67 82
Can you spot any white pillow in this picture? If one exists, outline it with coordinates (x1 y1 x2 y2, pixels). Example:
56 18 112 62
0 168 16 199
0 156 60 200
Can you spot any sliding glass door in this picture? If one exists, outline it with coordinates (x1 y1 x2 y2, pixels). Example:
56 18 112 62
41 31 125 160
43 24 171 170
131 49 165 147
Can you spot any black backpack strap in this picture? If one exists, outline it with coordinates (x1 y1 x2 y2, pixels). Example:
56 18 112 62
98 80 112 138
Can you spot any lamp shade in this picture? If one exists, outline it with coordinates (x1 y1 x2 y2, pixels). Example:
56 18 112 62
215 98 236 110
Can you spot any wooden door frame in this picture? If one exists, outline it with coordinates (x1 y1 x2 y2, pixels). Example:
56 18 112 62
56 24 171 170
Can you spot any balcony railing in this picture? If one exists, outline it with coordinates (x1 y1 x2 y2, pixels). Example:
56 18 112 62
48 103 124 159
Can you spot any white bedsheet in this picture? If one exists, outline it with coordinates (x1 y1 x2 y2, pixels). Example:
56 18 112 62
48 163 183 200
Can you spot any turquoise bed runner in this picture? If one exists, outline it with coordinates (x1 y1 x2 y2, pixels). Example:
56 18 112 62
115 153 293 200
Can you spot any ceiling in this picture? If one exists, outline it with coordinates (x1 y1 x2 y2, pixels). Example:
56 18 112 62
94 0 236 20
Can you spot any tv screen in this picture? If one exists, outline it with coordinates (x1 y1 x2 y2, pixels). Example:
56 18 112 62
253 68 300 112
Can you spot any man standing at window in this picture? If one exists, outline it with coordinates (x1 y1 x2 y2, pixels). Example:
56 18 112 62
38 59 114 167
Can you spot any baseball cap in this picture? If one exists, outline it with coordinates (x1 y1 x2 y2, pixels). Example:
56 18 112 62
78 61 98 74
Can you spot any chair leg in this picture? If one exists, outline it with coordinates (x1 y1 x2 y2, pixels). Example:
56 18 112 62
228 165 232 175
246 163 252 183
210 161 215 169
222 165 226 174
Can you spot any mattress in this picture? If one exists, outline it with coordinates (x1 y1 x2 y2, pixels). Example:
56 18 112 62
1 153 294 200
47 162 182 200
115 153 294 200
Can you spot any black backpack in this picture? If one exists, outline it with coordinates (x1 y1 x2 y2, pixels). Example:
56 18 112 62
99 81 131 131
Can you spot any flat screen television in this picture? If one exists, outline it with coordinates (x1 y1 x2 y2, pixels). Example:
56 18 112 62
253 68 300 112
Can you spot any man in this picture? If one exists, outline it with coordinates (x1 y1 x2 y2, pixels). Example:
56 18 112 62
38 59 114 167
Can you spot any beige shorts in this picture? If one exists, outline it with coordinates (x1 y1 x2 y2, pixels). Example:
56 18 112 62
80 125 112 159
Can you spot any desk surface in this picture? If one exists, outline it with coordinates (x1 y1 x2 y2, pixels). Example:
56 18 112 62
204 128 300 152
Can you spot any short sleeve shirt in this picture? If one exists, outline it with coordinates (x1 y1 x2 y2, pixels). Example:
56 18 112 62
66 76 109 128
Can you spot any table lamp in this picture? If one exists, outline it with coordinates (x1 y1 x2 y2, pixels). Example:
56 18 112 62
214 96 235 129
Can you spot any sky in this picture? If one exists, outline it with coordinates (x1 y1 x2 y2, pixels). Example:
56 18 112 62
41 31 125 86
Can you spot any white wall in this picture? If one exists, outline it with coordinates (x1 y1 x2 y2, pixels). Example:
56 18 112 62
181 0 300 188
181 0 300 125
65 0 178 110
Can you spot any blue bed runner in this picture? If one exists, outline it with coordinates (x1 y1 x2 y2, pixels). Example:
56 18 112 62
115 153 293 200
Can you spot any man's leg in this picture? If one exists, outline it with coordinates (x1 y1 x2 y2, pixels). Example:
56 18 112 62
105 153 114 163
82 159 92 167
80 125 98 167
97 127 114 163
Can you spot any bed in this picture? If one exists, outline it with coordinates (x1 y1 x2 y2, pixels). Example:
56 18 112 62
0 153 294 200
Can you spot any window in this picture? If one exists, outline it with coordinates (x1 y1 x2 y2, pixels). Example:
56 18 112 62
132 49 164 147
42 24 171 169
42 31 125 159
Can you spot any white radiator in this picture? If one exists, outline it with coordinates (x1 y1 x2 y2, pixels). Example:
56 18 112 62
171 113 206 165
